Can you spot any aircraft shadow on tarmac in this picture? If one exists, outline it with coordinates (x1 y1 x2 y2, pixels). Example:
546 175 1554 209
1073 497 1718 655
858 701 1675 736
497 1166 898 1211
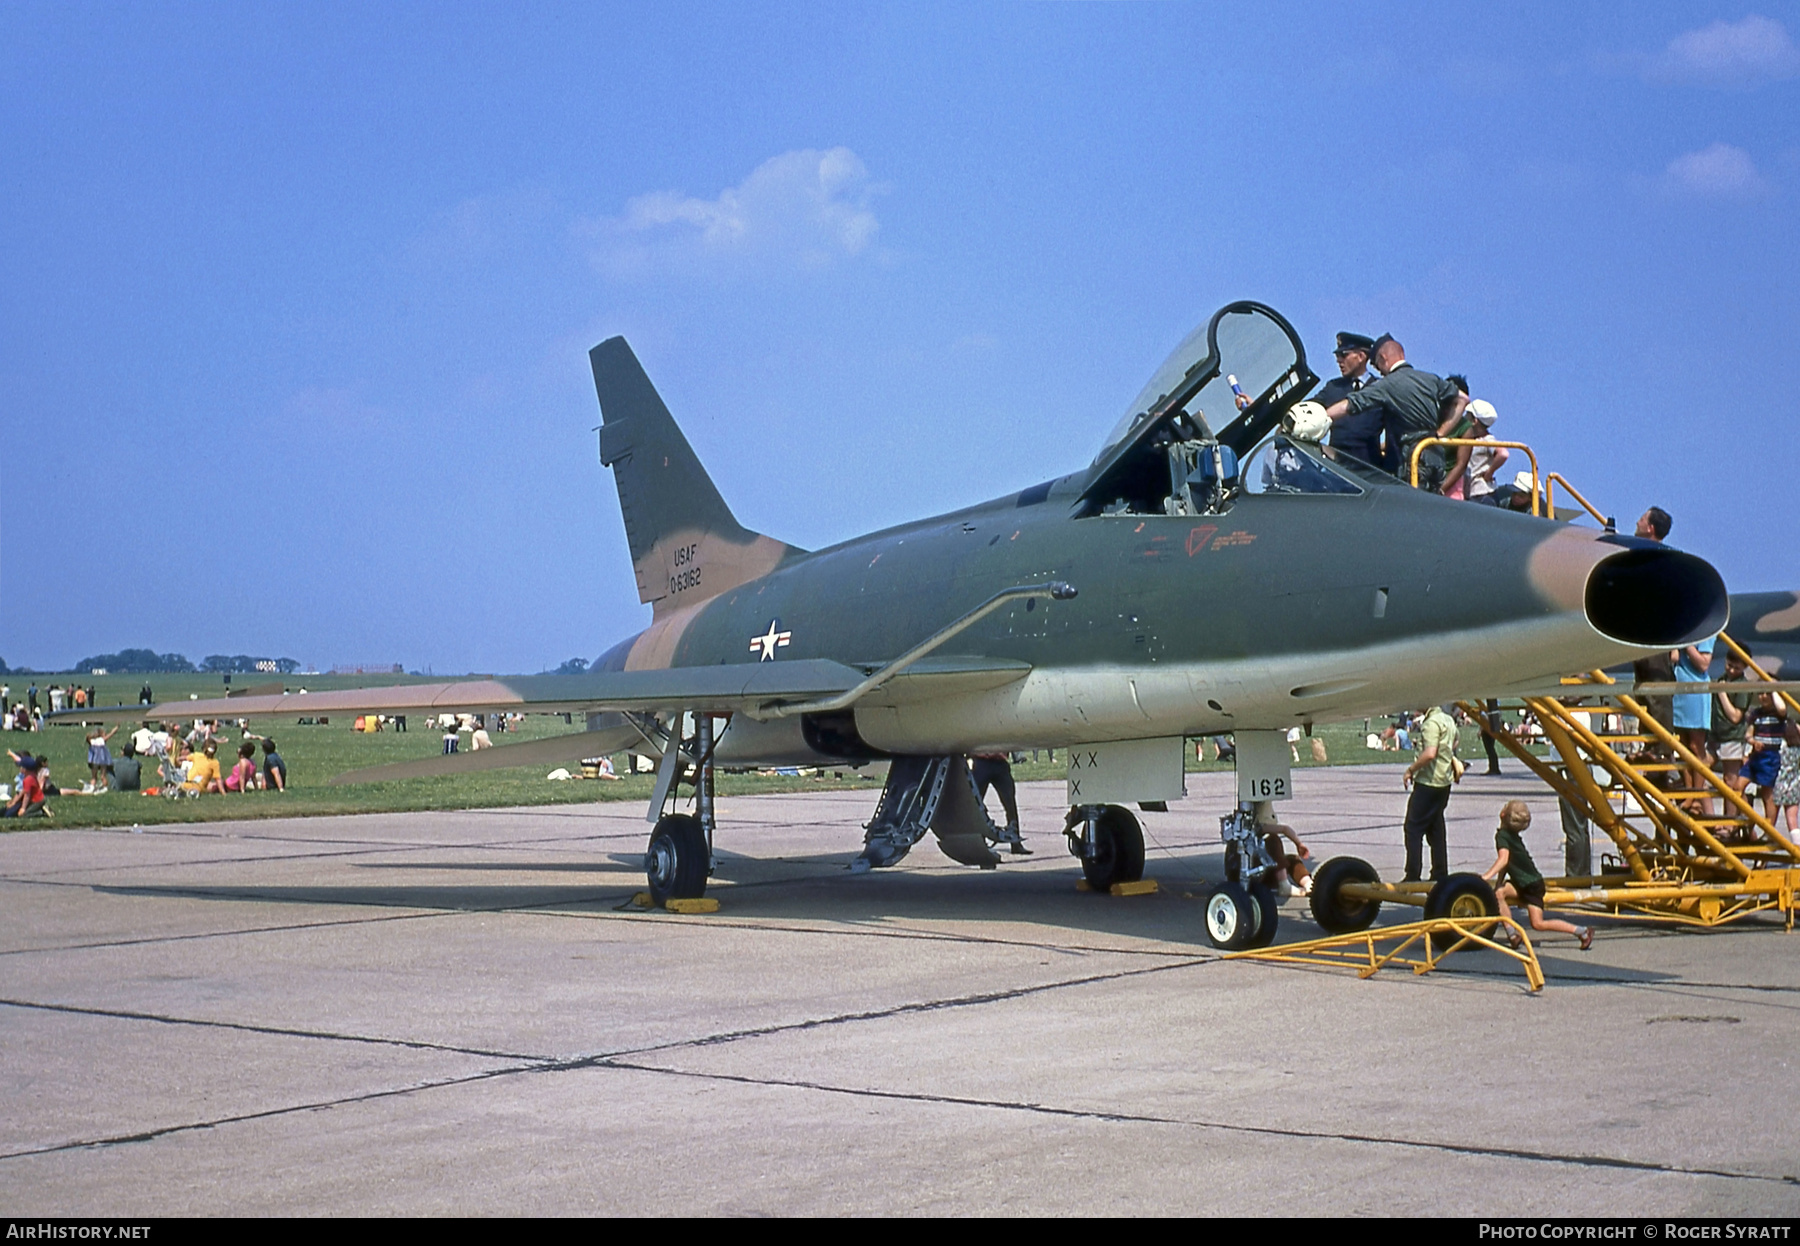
88 851 1710 981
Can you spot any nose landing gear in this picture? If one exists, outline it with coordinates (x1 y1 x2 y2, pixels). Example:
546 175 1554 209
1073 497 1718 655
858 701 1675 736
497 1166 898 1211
1206 805 1283 949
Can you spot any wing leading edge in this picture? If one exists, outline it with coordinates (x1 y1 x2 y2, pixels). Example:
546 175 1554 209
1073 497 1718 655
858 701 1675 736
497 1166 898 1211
53 657 1031 726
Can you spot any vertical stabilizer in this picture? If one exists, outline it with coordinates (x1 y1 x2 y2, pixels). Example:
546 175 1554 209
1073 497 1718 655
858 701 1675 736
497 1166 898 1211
590 338 796 621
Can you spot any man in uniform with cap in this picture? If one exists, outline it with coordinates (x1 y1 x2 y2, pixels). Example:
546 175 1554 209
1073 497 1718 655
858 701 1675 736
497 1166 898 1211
1320 334 1468 491
1317 332 1381 467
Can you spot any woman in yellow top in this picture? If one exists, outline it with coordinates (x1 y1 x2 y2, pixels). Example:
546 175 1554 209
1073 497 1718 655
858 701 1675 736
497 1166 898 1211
182 740 225 794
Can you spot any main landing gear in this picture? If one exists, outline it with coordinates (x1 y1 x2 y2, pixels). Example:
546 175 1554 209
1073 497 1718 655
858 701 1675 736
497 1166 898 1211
646 813 709 905
1064 804 1146 890
643 713 719 904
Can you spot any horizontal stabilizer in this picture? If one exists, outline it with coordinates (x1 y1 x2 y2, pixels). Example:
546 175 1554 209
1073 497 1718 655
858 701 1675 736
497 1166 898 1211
328 724 646 786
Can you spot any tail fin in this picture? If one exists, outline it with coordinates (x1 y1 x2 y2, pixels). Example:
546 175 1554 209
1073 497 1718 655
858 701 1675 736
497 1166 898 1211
591 338 797 618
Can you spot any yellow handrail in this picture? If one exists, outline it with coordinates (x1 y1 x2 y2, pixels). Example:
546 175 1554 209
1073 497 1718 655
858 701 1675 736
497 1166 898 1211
1409 438 1540 515
1545 473 1611 529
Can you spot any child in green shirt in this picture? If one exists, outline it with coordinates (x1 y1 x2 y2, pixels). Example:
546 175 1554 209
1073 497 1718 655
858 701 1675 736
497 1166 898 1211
1480 800 1594 951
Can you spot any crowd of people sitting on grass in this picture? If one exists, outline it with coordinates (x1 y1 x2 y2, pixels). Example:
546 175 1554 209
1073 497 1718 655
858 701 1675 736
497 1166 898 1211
2 719 289 816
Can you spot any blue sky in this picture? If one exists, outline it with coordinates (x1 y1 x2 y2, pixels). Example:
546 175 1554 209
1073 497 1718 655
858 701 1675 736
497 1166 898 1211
3 2 1796 673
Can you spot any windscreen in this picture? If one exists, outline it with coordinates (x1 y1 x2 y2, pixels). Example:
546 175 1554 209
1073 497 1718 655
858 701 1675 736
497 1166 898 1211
1242 435 1365 496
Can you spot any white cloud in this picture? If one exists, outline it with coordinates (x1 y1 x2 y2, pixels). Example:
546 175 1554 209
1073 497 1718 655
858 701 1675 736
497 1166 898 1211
581 148 881 278
1648 15 1800 85
1660 143 1769 198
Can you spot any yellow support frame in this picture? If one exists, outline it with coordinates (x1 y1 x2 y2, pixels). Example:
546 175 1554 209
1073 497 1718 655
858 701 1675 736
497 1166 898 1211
1227 915 1545 992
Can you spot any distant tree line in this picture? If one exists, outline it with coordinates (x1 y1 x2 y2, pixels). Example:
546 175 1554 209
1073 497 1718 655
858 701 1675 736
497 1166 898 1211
65 648 301 674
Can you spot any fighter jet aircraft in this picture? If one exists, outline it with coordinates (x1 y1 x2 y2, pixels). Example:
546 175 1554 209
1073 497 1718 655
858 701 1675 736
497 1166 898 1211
77 301 1729 944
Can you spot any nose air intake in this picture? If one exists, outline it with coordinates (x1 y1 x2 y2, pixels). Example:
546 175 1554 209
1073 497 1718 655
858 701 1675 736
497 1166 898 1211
1585 547 1729 648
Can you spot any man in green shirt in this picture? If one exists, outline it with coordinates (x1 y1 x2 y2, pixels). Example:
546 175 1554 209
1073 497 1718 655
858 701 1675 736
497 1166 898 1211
1481 800 1594 950
1401 705 1459 882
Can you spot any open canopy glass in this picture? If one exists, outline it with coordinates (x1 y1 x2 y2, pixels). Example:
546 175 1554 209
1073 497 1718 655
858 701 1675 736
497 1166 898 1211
1082 301 1317 507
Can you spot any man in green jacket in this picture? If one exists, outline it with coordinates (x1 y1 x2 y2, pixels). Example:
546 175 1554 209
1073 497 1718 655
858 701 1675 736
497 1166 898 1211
1321 335 1468 490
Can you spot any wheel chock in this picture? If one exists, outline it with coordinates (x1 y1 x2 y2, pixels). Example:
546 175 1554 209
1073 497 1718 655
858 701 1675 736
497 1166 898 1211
1076 878 1159 897
627 892 720 914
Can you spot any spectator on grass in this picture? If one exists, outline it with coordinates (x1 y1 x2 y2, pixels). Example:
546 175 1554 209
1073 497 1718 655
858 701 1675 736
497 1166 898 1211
36 756 64 797
3 752 48 818
224 742 258 793
262 739 287 792
109 743 142 793
85 725 116 793
183 740 224 795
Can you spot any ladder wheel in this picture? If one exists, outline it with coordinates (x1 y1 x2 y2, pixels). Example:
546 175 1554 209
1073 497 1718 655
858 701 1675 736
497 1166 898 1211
1424 873 1500 951
1310 856 1383 933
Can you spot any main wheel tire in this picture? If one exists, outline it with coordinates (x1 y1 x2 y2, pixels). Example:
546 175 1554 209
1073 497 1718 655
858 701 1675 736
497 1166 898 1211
1309 856 1383 934
1205 881 1258 950
1080 805 1146 890
1246 879 1281 948
1424 873 1499 951
645 813 708 905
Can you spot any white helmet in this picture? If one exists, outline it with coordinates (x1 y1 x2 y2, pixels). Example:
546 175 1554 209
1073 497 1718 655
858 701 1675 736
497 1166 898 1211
1283 400 1331 443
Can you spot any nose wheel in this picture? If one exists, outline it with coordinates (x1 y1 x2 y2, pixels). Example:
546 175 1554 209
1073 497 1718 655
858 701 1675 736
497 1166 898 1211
1205 879 1280 949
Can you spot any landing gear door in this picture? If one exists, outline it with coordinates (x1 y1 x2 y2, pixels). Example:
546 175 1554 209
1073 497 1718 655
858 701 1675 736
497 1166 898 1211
1067 737 1186 805
1233 730 1293 803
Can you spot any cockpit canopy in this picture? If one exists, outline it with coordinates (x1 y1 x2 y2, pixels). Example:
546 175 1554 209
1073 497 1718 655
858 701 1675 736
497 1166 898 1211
1092 301 1314 469
1080 301 1320 515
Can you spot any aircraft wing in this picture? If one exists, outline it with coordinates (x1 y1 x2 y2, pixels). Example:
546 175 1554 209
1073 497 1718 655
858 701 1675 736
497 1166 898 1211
54 656 1032 725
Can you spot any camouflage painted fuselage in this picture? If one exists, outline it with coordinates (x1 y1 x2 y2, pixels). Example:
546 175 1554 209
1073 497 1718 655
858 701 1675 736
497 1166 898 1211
597 467 1719 762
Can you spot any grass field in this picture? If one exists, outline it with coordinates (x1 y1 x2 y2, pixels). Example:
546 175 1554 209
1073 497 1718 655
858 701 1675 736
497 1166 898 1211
2 670 1516 830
